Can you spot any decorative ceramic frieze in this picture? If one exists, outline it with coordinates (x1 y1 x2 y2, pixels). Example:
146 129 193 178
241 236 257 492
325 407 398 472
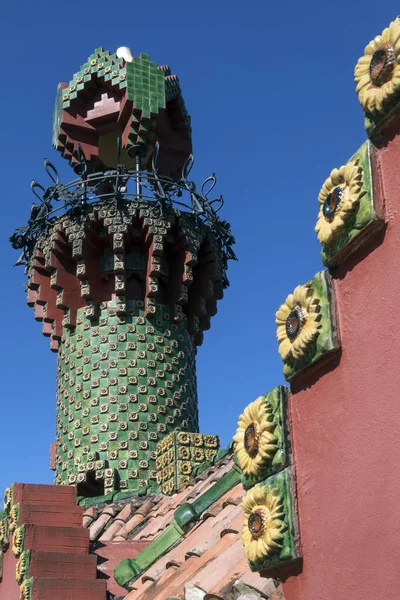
315 143 382 266
9 503 19 534
355 17 400 135
0 517 8 551
233 388 289 489
16 550 30 585
241 468 300 572
156 431 220 495
19 577 33 600
275 271 339 381
12 525 25 557
3 487 13 514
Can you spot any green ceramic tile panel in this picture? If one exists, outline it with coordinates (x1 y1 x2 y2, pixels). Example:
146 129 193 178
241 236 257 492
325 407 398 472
243 468 300 572
55 300 199 493
320 142 383 266
126 59 166 113
239 387 290 490
278 271 339 381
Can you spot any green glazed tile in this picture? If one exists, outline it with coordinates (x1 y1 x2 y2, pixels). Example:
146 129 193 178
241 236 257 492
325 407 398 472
237 386 290 490
320 142 384 266
277 271 340 381
244 468 301 572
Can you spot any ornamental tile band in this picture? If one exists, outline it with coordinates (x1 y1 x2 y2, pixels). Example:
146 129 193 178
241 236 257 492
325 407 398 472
156 431 220 495
315 142 383 266
4 487 13 515
241 468 300 572
19 577 33 600
9 504 19 535
15 550 30 586
12 525 25 558
275 271 340 381
233 387 290 489
0 517 8 552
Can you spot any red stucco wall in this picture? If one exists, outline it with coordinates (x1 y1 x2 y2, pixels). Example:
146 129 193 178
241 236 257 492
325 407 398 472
0 546 20 600
282 129 400 599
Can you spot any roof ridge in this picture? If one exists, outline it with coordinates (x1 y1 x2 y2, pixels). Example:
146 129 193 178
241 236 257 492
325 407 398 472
114 463 241 590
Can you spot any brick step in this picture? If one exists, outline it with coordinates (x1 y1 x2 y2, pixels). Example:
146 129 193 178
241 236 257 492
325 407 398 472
17 503 83 529
13 483 76 506
24 524 89 554
28 550 97 580
28 577 106 600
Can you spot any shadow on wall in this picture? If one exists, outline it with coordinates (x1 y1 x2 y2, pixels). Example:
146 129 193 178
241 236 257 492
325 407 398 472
329 224 387 281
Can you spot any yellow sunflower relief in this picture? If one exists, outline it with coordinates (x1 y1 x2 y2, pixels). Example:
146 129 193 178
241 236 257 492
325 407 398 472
241 484 285 563
233 396 278 476
276 285 321 363
355 17 400 114
315 162 364 245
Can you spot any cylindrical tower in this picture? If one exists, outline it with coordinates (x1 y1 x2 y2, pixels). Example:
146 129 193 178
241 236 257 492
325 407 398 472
11 46 235 497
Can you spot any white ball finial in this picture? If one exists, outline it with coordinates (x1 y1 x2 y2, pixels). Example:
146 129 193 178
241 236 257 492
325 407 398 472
116 46 133 63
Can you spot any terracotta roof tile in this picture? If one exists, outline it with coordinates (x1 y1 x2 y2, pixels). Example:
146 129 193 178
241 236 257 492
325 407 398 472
113 502 155 541
99 501 135 541
236 570 278 597
82 452 279 599
127 462 233 544
89 505 118 540
82 506 96 528
134 505 176 540
138 501 243 585
131 531 241 600
85 495 161 542
188 538 247 593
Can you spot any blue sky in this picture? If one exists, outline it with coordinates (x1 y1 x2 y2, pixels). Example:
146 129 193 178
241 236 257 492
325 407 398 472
0 0 396 494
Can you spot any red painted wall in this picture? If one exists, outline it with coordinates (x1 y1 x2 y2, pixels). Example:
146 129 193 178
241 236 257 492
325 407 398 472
0 545 20 600
283 128 400 599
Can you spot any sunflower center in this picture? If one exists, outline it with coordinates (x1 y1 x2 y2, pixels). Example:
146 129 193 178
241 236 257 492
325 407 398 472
285 304 305 340
323 186 342 221
244 422 260 457
248 508 268 539
369 43 397 87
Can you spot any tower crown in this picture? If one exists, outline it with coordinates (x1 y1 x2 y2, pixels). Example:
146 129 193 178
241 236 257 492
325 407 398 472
52 47 192 178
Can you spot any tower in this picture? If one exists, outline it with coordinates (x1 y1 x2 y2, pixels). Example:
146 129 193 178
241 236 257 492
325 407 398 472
11 46 235 498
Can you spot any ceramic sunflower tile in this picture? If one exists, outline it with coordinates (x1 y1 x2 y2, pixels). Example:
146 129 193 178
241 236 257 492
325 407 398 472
241 468 300 572
275 271 339 381
355 17 400 136
233 387 290 489
315 142 383 266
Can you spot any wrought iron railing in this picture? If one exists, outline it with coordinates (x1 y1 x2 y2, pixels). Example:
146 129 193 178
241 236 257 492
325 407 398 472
10 142 236 282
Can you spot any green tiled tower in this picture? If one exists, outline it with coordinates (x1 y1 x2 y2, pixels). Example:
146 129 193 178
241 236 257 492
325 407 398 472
11 47 235 497
56 301 198 494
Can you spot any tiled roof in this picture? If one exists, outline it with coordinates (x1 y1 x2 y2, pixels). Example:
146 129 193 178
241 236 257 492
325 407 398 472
82 452 284 599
